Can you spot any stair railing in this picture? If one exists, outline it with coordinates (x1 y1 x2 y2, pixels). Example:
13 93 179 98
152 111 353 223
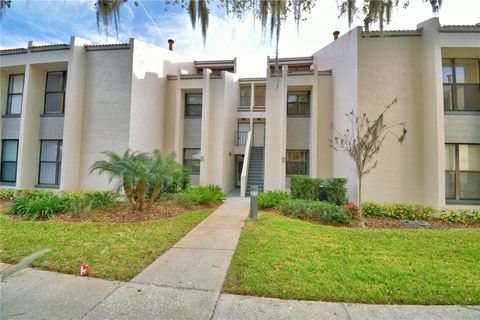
240 131 253 197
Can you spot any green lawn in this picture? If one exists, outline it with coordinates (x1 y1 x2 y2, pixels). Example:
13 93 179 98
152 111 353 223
0 210 210 281
223 212 480 305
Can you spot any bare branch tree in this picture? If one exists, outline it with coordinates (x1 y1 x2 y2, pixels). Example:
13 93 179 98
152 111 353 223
330 98 407 227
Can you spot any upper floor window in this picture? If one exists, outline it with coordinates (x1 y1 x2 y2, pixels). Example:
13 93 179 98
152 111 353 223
6 74 24 115
254 85 266 106
287 92 310 116
442 58 480 111
1 140 18 183
44 71 67 114
240 86 251 106
286 150 309 175
445 143 480 201
185 93 202 118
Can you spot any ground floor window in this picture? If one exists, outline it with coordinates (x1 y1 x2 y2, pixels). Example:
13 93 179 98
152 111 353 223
286 150 309 175
1 140 18 183
39 140 63 185
445 143 480 200
183 148 200 175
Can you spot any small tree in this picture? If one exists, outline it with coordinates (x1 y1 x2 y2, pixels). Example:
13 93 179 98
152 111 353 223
330 98 407 227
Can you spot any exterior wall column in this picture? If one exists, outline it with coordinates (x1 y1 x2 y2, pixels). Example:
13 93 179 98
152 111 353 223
199 68 212 185
173 71 183 163
16 64 42 188
418 18 445 207
279 65 288 189
309 64 319 177
60 36 90 190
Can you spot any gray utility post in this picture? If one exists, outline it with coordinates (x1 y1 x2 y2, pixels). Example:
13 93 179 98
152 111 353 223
249 185 258 220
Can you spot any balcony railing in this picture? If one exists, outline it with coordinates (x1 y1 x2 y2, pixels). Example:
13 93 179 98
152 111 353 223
443 83 480 111
234 131 249 146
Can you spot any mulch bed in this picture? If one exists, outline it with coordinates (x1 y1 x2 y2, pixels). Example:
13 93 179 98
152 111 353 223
54 200 218 223
264 207 480 229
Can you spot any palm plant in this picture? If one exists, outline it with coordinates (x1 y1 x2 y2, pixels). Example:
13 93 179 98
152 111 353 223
89 150 149 210
90 149 188 212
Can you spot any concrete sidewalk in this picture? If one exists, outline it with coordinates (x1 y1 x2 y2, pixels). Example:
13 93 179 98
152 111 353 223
1 198 480 319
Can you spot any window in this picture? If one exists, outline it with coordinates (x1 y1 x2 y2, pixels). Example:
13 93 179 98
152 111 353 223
44 71 67 114
185 93 202 117
38 140 62 186
1 140 18 183
254 85 266 106
240 86 251 106
183 148 200 174
286 150 309 175
6 74 24 115
442 58 480 111
287 92 310 116
445 144 480 200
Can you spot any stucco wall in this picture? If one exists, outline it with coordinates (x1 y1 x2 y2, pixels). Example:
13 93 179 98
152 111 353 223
39 117 64 139
1 118 21 139
286 118 310 149
129 40 169 153
444 114 480 143
79 49 132 190
317 75 333 178
357 35 425 204
313 28 360 201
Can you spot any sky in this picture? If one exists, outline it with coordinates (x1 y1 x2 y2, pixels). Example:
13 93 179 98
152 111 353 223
1 0 479 76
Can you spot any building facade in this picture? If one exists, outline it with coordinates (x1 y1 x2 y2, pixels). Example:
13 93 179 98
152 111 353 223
1 18 479 207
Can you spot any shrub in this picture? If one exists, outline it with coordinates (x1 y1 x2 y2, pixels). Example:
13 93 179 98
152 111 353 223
174 185 226 206
440 209 480 224
61 191 119 209
10 192 69 220
0 188 53 202
278 199 352 224
290 175 347 205
362 202 436 220
258 191 291 209
345 202 359 215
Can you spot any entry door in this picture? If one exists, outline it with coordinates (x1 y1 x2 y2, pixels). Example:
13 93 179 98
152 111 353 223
253 123 265 147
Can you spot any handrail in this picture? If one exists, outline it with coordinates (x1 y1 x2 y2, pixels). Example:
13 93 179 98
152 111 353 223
240 131 253 198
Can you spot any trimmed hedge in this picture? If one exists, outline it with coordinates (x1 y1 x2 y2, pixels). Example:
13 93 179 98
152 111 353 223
0 188 54 201
258 191 291 209
290 175 347 205
361 202 436 220
278 199 352 224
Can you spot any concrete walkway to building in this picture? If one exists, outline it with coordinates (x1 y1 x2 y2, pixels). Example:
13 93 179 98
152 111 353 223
1 197 480 320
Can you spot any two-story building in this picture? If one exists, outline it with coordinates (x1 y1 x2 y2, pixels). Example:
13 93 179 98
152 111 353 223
1 17 479 207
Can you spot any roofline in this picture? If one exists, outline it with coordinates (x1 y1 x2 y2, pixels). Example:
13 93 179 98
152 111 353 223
268 56 313 64
85 43 130 51
195 59 235 66
361 30 422 37
439 25 480 33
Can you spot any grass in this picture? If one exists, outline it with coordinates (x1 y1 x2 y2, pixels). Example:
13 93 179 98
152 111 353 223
0 210 211 281
223 212 480 305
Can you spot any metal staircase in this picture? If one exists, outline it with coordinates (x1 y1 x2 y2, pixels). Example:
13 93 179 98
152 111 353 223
246 147 265 195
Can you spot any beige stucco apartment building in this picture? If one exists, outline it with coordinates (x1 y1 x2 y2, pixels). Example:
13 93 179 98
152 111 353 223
1 18 479 208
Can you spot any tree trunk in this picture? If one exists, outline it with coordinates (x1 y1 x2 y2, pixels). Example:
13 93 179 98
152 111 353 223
358 175 366 227
123 183 136 208
137 181 146 212
147 183 162 209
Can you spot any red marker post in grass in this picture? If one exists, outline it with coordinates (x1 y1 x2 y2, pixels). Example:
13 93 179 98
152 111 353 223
80 264 89 276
